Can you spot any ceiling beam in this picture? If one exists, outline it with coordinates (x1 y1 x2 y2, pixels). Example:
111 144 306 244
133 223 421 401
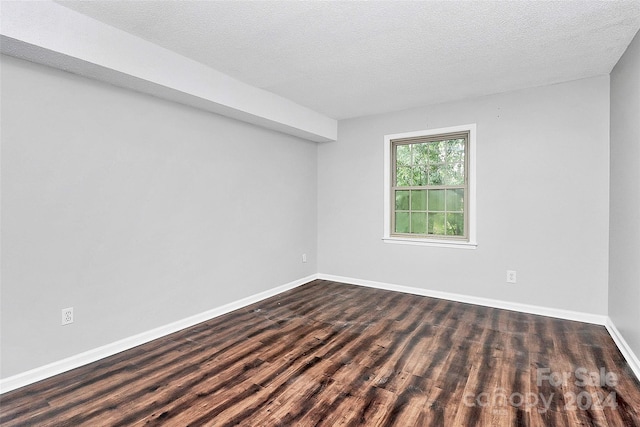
0 1 337 143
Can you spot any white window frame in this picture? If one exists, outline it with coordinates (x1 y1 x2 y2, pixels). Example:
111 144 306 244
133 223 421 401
383 124 477 249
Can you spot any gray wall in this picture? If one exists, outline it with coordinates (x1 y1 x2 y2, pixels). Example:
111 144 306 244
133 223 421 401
318 76 610 315
1 47 628 380
610 30 640 358
0 55 318 378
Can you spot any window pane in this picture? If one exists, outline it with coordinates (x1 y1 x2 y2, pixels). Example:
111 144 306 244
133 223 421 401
427 167 443 185
396 166 412 186
395 190 410 210
443 139 465 163
395 212 410 233
428 190 445 211
413 143 429 165
446 213 464 236
446 189 464 211
428 141 445 163
428 212 445 235
411 212 427 234
396 144 411 166
443 162 464 185
416 167 429 186
411 190 427 210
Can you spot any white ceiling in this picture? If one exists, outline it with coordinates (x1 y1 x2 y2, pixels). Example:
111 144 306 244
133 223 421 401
56 0 640 120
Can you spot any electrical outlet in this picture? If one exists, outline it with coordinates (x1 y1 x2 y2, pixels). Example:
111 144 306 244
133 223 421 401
302 253 307 263
506 270 517 284
61 307 74 325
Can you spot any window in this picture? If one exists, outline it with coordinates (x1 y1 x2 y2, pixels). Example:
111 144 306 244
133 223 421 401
383 124 476 248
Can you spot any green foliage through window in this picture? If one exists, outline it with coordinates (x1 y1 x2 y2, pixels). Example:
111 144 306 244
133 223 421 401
392 134 468 239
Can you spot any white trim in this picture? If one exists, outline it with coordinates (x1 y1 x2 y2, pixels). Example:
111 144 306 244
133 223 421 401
605 318 640 381
383 124 477 247
329 271 637 381
318 274 607 325
0 274 318 394
4 273 638 393
382 237 477 249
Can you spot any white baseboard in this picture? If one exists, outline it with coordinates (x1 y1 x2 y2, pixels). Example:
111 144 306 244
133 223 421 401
4 273 638 393
319 274 640 382
0 274 317 394
317 274 608 325
605 318 640 381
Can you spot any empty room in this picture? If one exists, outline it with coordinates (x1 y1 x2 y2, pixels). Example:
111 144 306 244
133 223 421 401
1 1 640 425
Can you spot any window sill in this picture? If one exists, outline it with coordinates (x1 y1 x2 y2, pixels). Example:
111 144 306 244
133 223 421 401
382 237 478 249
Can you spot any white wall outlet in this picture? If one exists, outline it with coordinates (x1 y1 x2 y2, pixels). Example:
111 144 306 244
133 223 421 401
506 270 517 284
61 307 74 325
302 253 307 263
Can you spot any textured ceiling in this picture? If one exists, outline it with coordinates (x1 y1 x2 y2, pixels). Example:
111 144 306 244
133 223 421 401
56 0 640 120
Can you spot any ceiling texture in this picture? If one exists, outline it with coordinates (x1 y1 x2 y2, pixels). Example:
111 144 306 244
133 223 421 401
56 0 640 120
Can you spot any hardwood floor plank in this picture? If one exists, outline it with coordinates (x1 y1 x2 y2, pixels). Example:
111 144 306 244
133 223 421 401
1 279 639 426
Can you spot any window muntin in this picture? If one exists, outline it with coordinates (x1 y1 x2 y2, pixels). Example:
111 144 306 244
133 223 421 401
391 132 469 240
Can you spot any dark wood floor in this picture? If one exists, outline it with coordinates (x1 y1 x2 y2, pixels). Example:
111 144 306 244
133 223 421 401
1 280 639 426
